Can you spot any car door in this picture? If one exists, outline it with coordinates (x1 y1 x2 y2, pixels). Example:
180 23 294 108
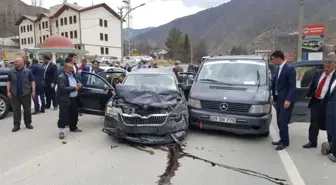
79 72 114 116
97 70 127 85
290 62 324 122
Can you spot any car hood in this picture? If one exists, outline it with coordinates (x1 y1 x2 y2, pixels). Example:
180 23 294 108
190 82 269 104
115 84 180 108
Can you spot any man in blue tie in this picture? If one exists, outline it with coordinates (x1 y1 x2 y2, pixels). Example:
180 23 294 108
271 50 296 150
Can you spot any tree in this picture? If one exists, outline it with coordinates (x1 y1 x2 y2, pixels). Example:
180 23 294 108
183 34 191 62
165 27 185 60
193 39 208 63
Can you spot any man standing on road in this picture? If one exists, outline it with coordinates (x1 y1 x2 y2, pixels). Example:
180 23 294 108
43 55 58 110
303 59 335 149
57 63 83 139
6 57 35 132
23 55 31 68
271 50 296 150
89 60 104 74
30 59 46 114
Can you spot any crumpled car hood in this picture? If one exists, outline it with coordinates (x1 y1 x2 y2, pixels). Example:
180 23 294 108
115 84 180 108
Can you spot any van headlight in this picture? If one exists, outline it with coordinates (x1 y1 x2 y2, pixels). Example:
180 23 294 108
106 106 122 117
249 104 271 114
188 99 201 108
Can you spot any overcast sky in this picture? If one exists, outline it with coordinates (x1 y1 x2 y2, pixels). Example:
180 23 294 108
21 0 229 29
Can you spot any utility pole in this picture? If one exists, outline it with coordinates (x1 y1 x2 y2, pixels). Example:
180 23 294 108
297 0 304 61
119 7 124 61
2 8 8 60
190 42 193 64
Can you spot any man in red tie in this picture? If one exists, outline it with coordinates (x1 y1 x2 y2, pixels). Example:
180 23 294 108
303 59 336 149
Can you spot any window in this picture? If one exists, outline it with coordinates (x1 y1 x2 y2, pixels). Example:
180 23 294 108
100 47 104 54
56 20 58 27
46 35 49 38
100 33 104 41
104 20 108 27
64 17 67 25
42 22 45 29
69 16 73 24
70 31 73 39
294 65 323 88
23 26 26 32
104 34 108 41
31 37 34 44
61 32 64 36
60 18 64 26
99 19 103 26
124 74 177 90
74 30 78 38
45 21 48 28
105 48 109 55
28 38 30 44
65 32 68 38
26 25 29 31
39 23 41 30
21 39 24 45
73 15 77 23
20 26 23 33
80 73 107 89
39 37 42 43
43 35 46 40
24 38 26 45
29 25 32 31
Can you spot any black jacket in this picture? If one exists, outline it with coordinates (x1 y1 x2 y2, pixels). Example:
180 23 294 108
44 62 58 85
30 63 45 87
57 72 80 106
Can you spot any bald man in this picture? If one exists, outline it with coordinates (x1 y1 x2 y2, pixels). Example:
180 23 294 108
57 63 83 139
7 57 35 132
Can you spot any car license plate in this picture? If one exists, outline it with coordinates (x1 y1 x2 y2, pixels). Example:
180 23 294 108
210 116 236 123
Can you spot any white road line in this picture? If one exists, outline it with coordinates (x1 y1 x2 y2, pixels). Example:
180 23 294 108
270 124 306 185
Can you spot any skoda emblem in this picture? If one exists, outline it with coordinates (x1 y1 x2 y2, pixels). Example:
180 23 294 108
219 103 228 111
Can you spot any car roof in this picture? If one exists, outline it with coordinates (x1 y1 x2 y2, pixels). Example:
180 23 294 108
206 55 267 61
129 68 175 75
291 60 323 66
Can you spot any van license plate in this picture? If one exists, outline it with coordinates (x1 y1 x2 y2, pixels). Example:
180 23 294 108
210 116 236 123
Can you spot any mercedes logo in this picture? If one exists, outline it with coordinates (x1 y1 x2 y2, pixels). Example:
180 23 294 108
219 103 228 111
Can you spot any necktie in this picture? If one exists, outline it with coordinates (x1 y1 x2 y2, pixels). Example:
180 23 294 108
315 74 328 99
274 67 280 93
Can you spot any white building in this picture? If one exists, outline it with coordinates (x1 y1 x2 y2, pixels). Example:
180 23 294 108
15 3 122 57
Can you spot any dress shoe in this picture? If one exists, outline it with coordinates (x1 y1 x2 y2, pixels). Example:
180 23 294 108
275 144 287 151
12 127 20 132
40 110 45 113
328 154 336 162
70 129 82 132
303 142 317 149
26 125 34 129
59 132 65 139
272 140 281 145
321 142 331 155
32 111 40 115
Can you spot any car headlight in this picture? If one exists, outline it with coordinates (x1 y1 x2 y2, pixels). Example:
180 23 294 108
188 98 201 108
249 104 271 114
106 106 122 117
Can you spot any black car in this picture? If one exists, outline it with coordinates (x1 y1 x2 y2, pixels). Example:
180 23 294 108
79 69 189 144
0 68 10 119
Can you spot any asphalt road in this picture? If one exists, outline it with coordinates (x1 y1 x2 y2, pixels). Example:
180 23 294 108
0 108 335 185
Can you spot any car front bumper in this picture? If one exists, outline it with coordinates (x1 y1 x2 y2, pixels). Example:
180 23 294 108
189 108 271 135
102 114 188 145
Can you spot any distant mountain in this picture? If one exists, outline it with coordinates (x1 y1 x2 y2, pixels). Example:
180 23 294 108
135 0 336 55
123 27 154 39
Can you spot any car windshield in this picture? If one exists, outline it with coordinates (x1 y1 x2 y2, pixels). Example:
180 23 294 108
124 74 177 90
196 59 267 86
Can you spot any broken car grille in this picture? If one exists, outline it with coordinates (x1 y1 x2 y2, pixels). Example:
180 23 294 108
200 100 251 113
120 114 168 126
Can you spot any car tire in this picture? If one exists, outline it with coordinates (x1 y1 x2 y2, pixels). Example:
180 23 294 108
260 130 270 137
0 94 10 120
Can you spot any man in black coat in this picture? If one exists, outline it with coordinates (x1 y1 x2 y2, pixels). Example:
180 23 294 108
57 63 83 139
303 59 335 149
30 59 46 114
43 55 58 110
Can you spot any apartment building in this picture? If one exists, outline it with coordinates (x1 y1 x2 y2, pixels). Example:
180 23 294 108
15 3 122 57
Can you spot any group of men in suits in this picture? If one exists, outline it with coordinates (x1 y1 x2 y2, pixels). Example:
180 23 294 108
271 50 336 162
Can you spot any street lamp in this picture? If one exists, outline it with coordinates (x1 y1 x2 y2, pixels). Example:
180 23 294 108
297 0 304 61
119 3 145 62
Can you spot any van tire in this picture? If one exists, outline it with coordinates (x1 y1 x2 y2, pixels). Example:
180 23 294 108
0 94 10 120
260 130 270 137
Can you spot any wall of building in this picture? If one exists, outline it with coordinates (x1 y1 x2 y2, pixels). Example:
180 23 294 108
55 9 81 45
80 7 121 56
19 19 35 49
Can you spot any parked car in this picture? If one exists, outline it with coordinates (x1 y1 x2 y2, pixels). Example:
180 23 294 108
78 68 189 144
0 68 11 119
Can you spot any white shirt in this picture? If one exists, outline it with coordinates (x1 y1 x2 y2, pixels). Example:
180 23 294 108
316 70 334 99
73 65 77 74
330 79 336 94
44 61 51 78
277 61 286 79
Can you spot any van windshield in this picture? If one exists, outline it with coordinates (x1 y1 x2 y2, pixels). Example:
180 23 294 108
196 59 267 86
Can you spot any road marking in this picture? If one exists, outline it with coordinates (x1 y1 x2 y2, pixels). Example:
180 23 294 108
270 124 306 185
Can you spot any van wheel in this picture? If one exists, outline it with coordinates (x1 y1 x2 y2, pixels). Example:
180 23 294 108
260 130 270 137
0 94 10 120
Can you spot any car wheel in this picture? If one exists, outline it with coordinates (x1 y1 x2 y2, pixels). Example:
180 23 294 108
0 94 10 119
260 130 270 137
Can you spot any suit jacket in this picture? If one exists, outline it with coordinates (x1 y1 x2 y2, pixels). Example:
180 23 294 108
272 63 296 104
57 72 80 106
79 65 90 72
88 67 104 74
325 84 336 135
44 62 58 85
30 63 45 87
307 70 335 107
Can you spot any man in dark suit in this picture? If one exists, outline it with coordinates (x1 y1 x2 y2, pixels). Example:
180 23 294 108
88 60 104 74
271 50 296 150
57 63 83 139
30 59 46 114
78 59 90 72
43 55 58 110
303 59 335 149
321 58 336 162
